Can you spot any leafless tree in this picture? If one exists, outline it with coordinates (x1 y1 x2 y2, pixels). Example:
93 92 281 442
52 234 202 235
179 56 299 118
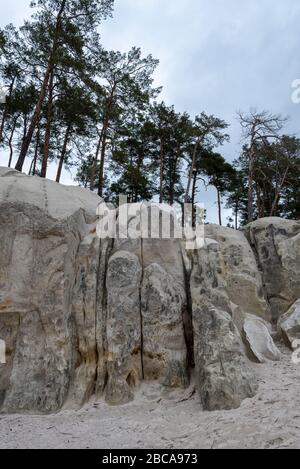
238 109 287 222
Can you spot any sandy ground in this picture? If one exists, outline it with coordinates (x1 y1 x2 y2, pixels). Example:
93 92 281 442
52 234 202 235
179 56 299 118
1 345 300 450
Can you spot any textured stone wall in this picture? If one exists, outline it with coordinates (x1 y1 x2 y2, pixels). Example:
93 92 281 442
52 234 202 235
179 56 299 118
0 168 298 413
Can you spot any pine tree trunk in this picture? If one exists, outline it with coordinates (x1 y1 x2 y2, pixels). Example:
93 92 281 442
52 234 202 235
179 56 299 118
167 154 173 205
217 188 222 226
28 159 34 176
56 124 71 183
15 0 67 172
255 182 263 219
97 118 109 197
7 116 18 168
15 64 53 172
22 115 28 144
41 70 54 178
270 167 289 216
90 127 103 190
247 137 256 223
32 126 40 176
159 138 164 203
191 170 197 226
185 138 200 203
97 85 117 197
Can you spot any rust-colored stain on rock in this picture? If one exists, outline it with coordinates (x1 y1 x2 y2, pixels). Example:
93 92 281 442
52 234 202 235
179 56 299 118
0 299 13 311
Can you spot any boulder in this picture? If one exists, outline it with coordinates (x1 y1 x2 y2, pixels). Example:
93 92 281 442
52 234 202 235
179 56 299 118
205 225 271 321
0 204 92 413
278 299 300 349
105 251 143 405
190 239 258 411
141 263 188 388
193 304 258 411
243 314 281 363
0 169 101 413
243 218 300 320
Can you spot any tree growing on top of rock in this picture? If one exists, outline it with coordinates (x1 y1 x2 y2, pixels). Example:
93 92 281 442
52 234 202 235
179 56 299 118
86 46 160 196
14 0 114 173
149 102 193 205
237 109 287 223
106 114 157 203
232 134 300 224
184 113 230 204
200 152 237 226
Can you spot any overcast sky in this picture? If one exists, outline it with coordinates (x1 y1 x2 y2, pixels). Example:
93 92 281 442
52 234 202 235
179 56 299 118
1 0 300 223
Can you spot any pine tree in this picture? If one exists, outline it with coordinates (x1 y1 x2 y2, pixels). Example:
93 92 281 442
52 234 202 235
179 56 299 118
184 113 230 203
14 0 114 172
87 46 160 196
238 109 287 222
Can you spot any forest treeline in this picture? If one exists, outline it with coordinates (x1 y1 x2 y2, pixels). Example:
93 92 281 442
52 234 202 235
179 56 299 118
0 0 299 227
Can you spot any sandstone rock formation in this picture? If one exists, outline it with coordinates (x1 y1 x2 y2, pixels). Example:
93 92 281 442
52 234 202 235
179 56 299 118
0 169 99 413
278 299 300 349
189 235 260 410
243 218 300 321
193 305 258 411
0 168 298 414
204 225 271 322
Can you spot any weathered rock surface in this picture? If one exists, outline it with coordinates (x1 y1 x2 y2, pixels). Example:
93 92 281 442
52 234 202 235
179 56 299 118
0 168 298 414
141 262 188 388
105 251 142 405
0 169 100 413
243 218 300 321
193 305 258 411
190 239 258 410
243 314 281 363
111 206 189 392
278 299 300 349
204 225 271 321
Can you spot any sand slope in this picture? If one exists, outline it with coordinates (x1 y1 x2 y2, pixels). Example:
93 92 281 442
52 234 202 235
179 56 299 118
1 346 299 450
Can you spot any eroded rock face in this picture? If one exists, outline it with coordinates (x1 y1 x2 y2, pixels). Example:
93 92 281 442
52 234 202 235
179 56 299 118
0 177 191 411
105 251 142 405
205 225 271 321
190 240 258 411
0 168 298 414
193 305 258 411
243 218 300 321
67 235 108 408
141 262 188 388
0 206 90 412
0 169 100 413
108 209 190 397
278 299 300 349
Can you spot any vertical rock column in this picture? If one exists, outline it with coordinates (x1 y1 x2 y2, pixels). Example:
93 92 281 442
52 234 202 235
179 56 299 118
105 251 143 405
190 240 258 411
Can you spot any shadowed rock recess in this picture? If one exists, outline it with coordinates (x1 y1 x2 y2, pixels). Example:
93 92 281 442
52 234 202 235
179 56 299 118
0 168 299 413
